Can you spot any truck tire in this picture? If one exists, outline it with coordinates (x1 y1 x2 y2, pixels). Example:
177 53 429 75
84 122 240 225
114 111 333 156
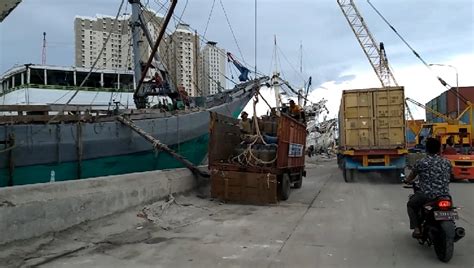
292 171 303 189
343 169 354 183
280 174 291 201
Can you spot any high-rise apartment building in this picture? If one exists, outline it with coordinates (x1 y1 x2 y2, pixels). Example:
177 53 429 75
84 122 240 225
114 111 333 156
74 10 164 71
200 41 226 96
162 24 201 97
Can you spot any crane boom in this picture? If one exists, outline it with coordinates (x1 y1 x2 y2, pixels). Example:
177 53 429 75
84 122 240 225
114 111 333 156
405 97 458 124
337 0 398 87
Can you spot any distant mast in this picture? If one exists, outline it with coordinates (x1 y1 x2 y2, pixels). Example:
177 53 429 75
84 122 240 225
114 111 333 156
42 32 47 65
129 0 142 90
271 35 282 114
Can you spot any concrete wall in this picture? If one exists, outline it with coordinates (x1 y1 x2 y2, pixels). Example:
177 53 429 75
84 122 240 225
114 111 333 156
0 168 197 245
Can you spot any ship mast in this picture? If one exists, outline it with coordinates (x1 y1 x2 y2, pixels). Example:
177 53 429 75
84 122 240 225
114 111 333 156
271 35 282 114
129 0 142 91
129 0 177 109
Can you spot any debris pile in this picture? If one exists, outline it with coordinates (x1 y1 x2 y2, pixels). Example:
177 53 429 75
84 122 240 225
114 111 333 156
304 99 338 156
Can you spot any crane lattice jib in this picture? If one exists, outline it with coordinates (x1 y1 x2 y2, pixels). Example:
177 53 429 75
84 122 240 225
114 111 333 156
337 0 398 87
405 97 455 123
405 100 414 121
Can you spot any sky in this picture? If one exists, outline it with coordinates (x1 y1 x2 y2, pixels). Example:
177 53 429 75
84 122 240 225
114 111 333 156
1 0 473 119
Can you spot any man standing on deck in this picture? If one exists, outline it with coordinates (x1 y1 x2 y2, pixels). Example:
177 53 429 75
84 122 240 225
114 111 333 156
239 111 252 134
289 100 304 121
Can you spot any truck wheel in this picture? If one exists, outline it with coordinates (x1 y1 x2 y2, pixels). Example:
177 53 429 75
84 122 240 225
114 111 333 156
343 169 354 183
280 174 291 201
292 171 303 189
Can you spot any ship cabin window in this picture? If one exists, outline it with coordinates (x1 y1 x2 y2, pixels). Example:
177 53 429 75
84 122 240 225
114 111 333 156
47 70 75 87
12 72 23 88
30 68 45 85
76 72 102 88
103 73 117 89
119 74 134 92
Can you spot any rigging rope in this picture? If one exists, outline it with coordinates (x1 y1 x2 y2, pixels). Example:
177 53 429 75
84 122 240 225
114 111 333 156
218 0 247 65
202 0 216 39
65 0 126 105
152 0 255 77
147 2 239 93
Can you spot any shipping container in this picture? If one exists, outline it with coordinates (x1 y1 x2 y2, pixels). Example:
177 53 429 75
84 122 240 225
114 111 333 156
438 91 447 115
209 111 307 204
425 86 474 120
339 87 405 150
338 86 407 182
447 86 474 116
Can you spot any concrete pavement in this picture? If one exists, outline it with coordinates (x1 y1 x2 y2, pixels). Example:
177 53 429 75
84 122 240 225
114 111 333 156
1 159 473 267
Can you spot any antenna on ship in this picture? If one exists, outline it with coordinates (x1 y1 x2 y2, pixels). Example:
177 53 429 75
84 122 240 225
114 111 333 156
41 32 47 65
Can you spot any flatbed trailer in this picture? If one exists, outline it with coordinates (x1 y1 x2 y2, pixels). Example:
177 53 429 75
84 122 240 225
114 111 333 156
208 112 306 204
338 149 407 182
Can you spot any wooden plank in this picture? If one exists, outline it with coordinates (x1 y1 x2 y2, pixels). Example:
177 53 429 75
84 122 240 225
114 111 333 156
211 170 277 205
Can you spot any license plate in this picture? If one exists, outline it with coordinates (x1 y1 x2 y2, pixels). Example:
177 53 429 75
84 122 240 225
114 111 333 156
434 210 459 220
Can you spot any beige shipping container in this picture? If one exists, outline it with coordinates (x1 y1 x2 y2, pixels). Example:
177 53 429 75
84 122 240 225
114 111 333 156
339 87 406 150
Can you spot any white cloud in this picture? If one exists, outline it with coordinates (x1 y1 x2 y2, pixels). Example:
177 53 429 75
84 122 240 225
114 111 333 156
243 53 474 120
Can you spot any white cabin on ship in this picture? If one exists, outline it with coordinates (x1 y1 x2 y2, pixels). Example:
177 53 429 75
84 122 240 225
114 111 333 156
0 64 138 108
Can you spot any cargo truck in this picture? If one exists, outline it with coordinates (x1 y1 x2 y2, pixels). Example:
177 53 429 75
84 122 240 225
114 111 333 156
208 111 307 204
337 87 408 182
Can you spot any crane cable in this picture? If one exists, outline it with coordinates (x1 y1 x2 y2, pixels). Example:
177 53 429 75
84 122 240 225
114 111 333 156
366 0 469 104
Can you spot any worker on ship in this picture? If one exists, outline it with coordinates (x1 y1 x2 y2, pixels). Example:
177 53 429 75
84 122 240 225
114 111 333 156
289 100 305 122
239 111 252 134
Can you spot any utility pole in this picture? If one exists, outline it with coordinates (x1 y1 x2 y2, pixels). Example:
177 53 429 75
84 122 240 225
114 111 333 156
41 32 47 65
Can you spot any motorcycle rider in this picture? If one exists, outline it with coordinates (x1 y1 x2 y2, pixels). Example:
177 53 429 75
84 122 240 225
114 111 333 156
404 137 452 238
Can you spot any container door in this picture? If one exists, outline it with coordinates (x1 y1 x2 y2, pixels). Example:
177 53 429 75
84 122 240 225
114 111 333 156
374 88 406 148
343 91 374 149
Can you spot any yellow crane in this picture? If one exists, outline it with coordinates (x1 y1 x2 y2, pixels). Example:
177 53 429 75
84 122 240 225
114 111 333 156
405 97 472 145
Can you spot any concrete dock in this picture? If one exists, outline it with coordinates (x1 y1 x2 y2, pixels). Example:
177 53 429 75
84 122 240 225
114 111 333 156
1 159 473 267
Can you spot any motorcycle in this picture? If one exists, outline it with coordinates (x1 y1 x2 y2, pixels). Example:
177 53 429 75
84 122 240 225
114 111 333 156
403 181 465 262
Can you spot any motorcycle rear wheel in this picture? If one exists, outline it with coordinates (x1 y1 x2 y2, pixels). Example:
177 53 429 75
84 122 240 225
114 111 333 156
433 221 455 262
